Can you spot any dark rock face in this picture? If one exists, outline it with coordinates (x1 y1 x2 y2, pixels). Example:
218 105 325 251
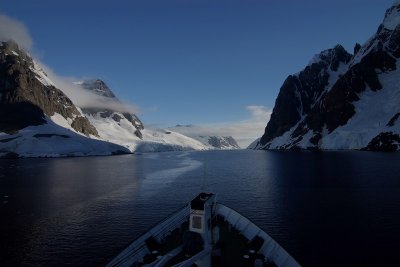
364 132 400 152
112 113 123 122
257 2 400 151
354 43 362 55
122 112 144 131
0 102 45 134
0 41 98 136
260 76 302 144
80 79 144 139
123 112 144 139
81 79 116 98
260 45 352 145
301 47 396 135
71 117 98 136
387 113 400 127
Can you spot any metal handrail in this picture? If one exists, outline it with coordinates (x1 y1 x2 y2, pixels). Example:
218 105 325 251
107 205 191 267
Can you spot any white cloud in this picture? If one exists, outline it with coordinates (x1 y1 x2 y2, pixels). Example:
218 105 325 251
38 62 138 113
0 12 269 146
246 105 271 121
170 105 271 148
0 13 33 50
0 12 138 114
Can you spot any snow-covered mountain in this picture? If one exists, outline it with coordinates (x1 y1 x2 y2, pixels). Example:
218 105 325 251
0 116 129 158
76 79 210 152
196 136 240 149
70 79 236 152
136 128 209 152
171 124 241 149
78 79 144 140
251 1 400 152
0 40 130 157
0 41 210 157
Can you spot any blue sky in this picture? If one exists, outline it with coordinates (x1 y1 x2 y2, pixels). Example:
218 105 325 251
0 0 395 145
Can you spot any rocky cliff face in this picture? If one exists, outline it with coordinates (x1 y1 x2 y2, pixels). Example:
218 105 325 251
260 45 352 145
254 2 400 151
0 41 98 136
81 79 116 98
0 41 133 158
79 79 144 139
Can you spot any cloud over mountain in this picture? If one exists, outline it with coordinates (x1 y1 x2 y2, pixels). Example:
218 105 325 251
0 13 33 50
0 13 138 114
170 105 271 148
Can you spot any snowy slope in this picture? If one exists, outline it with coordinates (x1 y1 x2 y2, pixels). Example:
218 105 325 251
0 116 129 158
30 60 56 87
169 125 241 149
321 61 400 149
85 112 209 152
187 135 240 149
138 129 210 152
0 42 210 157
78 79 210 152
253 1 400 151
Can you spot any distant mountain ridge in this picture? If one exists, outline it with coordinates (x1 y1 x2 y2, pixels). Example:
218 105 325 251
251 1 400 151
172 124 241 149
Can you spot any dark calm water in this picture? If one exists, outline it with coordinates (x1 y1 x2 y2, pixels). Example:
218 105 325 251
1 150 400 267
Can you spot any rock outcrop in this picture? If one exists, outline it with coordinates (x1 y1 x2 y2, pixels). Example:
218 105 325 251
253 2 400 151
260 45 352 145
204 136 240 149
0 41 98 136
171 125 241 149
80 79 144 139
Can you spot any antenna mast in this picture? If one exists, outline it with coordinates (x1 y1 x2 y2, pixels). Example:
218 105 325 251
201 156 207 192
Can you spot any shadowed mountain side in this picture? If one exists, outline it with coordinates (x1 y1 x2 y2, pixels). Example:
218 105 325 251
253 2 400 151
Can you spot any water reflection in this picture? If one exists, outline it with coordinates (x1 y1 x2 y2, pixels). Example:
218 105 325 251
1 150 400 267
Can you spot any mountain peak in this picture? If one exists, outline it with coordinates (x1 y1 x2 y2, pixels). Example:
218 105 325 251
393 0 400 6
308 44 352 71
255 1 400 151
0 41 99 138
81 79 116 99
1 40 30 61
1 39 18 50
383 1 400 30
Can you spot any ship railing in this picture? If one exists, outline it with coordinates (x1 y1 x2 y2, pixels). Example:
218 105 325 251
216 203 301 267
170 246 212 267
107 205 190 267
